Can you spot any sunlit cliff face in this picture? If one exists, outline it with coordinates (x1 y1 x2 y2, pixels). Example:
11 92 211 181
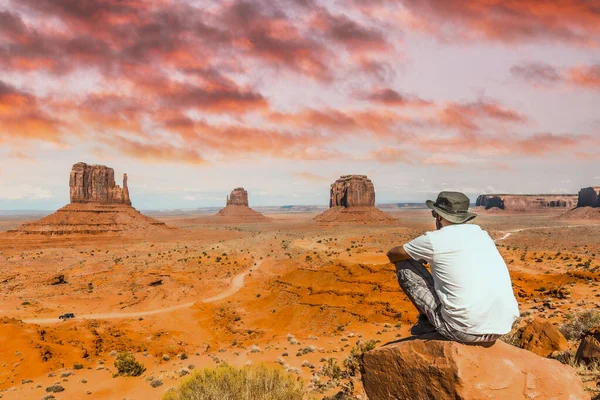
0 0 598 209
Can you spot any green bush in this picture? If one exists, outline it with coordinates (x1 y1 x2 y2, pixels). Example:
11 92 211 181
114 352 146 377
162 364 306 400
343 340 376 377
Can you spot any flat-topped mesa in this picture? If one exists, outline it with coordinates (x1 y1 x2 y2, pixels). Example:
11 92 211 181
315 175 394 223
69 162 131 205
475 194 577 210
226 187 249 206
329 175 375 208
577 186 600 208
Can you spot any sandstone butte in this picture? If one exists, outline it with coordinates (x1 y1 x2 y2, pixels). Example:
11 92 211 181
216 187 270 222
10 162 171 235
475 194 578 211
560 186 600 220
314 175 395 223
361 334 588 400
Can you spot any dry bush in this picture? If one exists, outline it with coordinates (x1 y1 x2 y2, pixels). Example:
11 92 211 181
559 310 600 340
114 352 146 377
162 364 307 400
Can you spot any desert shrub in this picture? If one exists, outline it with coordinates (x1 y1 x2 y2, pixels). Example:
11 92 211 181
114 352 146 377
322 358 342 380
162 364 306 400
343 340 376 377
559 310 600 340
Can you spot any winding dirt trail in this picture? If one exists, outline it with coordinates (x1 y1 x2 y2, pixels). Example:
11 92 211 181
494 224 591 243
22 260 263 325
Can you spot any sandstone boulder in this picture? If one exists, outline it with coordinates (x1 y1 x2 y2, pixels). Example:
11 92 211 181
575 326 600 366
517 318 569 357
70 162 131 205
362 334 587 400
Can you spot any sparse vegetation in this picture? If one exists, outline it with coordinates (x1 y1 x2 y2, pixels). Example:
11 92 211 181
559 310 600 340
114 352 146 377
162 364 307 400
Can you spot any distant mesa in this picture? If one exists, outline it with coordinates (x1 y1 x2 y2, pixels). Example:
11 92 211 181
576 186 600 208
475 194 577 211
10 162 172 236
560 186 600 220
314 175 395 223
216 188 270 222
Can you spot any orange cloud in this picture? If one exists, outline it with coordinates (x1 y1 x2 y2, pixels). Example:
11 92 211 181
396 0 600 45
510 62 562 86
104 136 206 165
438 100 527 132
567 64 600 88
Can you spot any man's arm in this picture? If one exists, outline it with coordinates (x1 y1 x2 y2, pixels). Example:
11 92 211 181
386 245 412 263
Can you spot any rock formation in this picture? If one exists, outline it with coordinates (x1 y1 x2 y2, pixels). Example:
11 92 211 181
362 334 587 400
575 326 600 366
314 175 395 223
576 186 600 208
70 162 131 205
475 194 577 211
226 187 249 206
560 186 600 220
10 162 171 235
216 188 270 222
515 318 569 357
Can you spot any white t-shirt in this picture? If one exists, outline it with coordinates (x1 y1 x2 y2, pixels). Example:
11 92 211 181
403 224 519 335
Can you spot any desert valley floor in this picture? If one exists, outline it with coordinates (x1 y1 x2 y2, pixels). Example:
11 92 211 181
0 208 599 399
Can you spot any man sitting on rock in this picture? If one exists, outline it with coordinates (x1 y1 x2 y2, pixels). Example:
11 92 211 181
387 191 519 343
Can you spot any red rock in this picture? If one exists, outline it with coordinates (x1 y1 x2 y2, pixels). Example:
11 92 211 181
217 188 270 222
315 175 395 223
226 187 249 206
517 318 569 357
69 162 131 205
329 175 375 207
575 326 600 365
362 334 587 400
475 194 577 211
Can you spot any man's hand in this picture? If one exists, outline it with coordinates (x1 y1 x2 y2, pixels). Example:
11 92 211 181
386 245 411 264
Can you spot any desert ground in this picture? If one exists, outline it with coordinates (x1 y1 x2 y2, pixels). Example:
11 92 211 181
0 208 599 399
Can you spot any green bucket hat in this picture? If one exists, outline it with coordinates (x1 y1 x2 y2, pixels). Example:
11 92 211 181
426 191 477 224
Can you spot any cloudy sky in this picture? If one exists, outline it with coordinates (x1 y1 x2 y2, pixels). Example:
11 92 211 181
0 0 598 210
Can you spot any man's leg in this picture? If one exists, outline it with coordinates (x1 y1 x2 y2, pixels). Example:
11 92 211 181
395 259 444 334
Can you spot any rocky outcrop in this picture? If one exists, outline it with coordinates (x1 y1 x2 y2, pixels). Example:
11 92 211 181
329 175 375 207
362 334 587 400
226 188 249 206
70 162 131 205
315 175 395 223
476 194 577 211
575 326 600 366
216 188 270 222
577 187 600 208
10 162 172 236
516 318 569 357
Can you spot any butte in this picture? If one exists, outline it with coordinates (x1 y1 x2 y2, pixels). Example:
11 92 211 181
9 162 172 235
314 175 395 223
215 188 270 222
559 186 600 220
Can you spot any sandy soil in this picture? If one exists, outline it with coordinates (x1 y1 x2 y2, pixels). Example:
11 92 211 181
0 209 599 399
